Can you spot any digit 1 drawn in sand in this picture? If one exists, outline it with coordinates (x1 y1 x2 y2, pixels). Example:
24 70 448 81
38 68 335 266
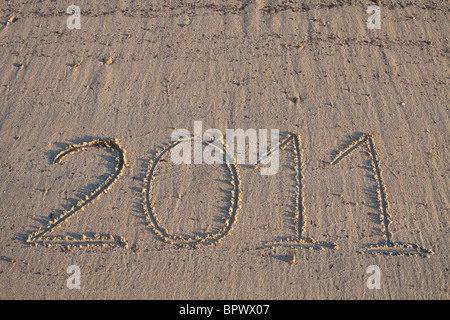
330 134 434 257
254 133 338 251
142 136 241 248
27 139 129 249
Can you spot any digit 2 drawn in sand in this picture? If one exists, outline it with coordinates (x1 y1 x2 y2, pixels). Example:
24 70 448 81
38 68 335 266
142 136 241 248
330 134 434 257
254 133 338 251
27 139 129 249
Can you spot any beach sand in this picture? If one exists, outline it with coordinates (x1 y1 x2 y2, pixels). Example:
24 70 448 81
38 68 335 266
0 0 448 299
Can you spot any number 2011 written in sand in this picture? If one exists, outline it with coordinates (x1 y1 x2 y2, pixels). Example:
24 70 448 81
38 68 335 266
26 133 433 257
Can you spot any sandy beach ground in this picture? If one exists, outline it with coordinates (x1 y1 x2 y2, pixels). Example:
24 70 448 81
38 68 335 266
0 0 448 299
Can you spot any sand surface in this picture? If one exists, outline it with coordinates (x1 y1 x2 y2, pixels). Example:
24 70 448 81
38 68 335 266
0 0 448 299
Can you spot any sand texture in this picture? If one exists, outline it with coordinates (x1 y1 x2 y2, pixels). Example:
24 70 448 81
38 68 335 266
0 0 448 299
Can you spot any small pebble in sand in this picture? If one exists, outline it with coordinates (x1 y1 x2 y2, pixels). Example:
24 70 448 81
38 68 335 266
288 250 296 264
70 59 83 68
5 15 16 25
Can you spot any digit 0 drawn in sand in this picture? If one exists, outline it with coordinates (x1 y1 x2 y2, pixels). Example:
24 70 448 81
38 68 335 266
143 136 241 248
27 139 129 249
330 134 434 257
254 133 338 251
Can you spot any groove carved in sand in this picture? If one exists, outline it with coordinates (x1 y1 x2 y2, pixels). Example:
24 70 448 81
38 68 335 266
330 134 434 257
26 139 129 249
255 133 338 251
142 136 241 248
